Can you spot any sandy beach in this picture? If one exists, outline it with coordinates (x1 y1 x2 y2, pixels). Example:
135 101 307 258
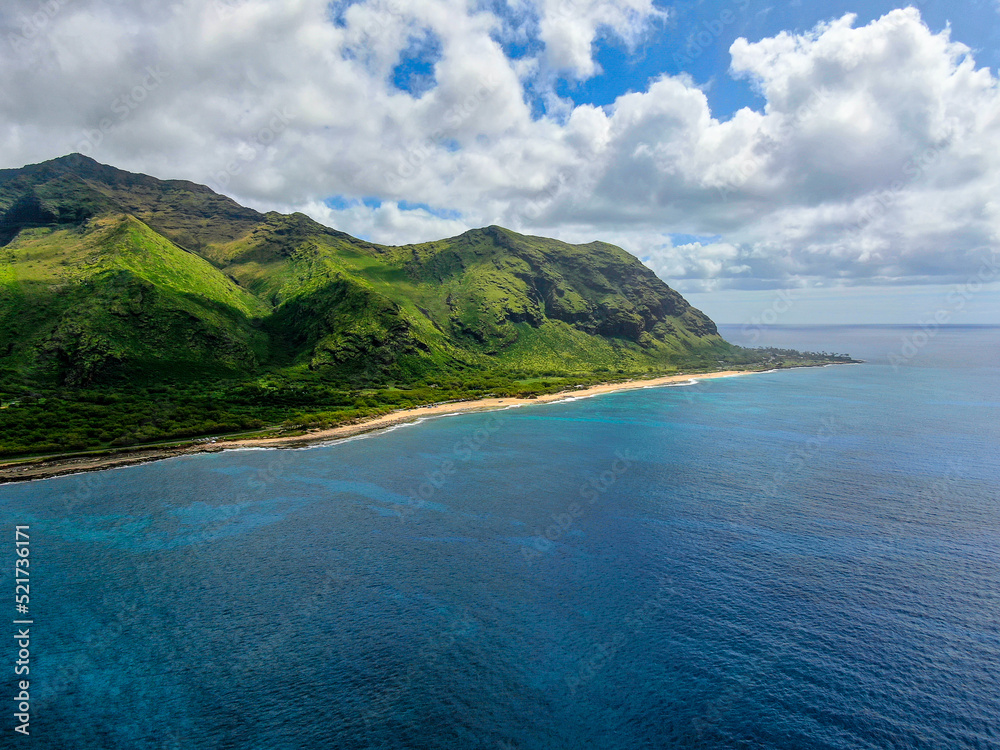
0 369 755 484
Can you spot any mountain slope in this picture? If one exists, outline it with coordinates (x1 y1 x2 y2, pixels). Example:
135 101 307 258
0 155 853 457
0 154 733 386
0 212 269 385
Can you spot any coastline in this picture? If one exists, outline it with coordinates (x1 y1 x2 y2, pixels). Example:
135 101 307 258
0 368 775 485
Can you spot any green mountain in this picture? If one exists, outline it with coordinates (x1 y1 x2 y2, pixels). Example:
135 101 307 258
0 153 732 385
0 154 842 456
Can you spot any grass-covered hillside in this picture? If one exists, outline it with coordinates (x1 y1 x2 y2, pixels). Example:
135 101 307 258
0 154 850 457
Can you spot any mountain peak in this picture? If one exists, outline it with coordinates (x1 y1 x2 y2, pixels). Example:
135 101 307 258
1 154 264 251
47 152 103 169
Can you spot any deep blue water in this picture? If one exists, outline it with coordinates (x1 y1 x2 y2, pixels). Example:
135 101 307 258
1 326 998 749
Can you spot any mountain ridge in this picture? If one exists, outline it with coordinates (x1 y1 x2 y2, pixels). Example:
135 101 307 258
0 153 728 386
0 154 846 456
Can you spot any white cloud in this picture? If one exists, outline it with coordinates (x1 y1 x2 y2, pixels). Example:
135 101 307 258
537 0 665 79
298 199 469 245
1 3 998 291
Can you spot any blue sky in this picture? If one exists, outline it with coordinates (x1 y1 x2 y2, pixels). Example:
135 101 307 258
553 0 1000 119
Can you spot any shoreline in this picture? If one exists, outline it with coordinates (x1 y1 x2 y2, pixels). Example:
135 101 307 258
0 367 807 485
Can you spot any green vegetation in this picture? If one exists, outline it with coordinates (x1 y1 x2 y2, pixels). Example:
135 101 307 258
0 154 854 459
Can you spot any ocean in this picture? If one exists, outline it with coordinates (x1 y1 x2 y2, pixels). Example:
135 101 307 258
1 325 998 749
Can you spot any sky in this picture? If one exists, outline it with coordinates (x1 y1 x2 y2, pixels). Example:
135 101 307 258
2 0 1000 324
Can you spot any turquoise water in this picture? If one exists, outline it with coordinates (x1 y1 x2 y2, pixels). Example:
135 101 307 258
1 326 998 748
